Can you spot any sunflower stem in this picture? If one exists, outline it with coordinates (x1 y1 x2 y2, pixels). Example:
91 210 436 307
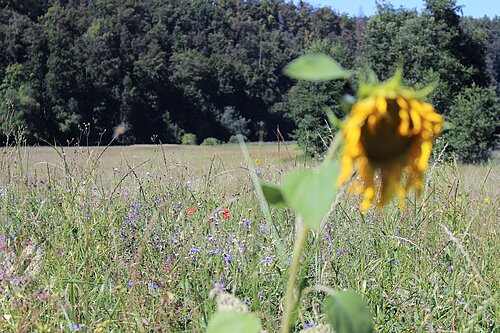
281 216 309 333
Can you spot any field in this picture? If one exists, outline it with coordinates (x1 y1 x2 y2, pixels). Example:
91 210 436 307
0 143 498 332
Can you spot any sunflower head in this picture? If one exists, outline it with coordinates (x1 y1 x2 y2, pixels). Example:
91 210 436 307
337 70 443 211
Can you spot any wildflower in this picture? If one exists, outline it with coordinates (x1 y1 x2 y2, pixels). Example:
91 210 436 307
337 70 443 211
304 323 318 328
70 323 84 331
189 247 200 254
187 207 196 215
221 210 231 219
262 257 273 265
255 159 261 166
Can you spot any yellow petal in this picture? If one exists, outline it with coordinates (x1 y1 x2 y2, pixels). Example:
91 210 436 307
417 140 432 171
396 97 409 110
337 156 354 186
376 96 387 114
367 114 378 133
409 109 422 134
398 109 410 136
360 186 375 212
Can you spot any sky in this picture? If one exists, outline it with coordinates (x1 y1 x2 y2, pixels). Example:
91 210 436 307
300 0 500 18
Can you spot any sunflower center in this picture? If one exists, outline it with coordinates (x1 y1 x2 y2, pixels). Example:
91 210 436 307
360 99 413 163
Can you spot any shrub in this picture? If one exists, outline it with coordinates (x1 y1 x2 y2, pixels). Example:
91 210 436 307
201 137 221 146
181 133 197 145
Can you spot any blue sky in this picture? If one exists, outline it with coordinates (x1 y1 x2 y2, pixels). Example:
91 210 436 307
300 0 500 18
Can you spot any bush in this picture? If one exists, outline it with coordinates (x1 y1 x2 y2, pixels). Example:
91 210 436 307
201 137 221 146
181 133 197 145
443 85 500 163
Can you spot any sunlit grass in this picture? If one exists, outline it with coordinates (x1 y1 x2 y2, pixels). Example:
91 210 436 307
0 143 497 332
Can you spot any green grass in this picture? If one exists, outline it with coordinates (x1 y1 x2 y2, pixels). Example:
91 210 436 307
0 143 498 332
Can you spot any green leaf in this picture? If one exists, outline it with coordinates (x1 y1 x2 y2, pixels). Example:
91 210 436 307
284 54 352 81
324 291 373 333
206 310 262 333
261 183 287 207
281 162 339 230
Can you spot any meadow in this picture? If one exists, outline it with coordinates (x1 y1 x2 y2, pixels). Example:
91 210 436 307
0 142 498 332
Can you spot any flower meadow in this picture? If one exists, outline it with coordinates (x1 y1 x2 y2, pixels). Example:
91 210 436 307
0 140 497 332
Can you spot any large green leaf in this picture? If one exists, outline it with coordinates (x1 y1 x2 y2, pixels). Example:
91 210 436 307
324 291 373 333
281 162 339 230
261 182 287 207
206 310 262 333
284 54 352 81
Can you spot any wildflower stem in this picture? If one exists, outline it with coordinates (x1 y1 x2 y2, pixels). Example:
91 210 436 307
324 132 343 164
281 215 309 333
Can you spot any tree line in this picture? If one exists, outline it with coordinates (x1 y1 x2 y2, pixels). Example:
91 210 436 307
0 0 498 161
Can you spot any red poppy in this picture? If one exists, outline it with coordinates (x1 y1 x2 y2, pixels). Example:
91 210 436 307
221 210 231 219
187 207 196 215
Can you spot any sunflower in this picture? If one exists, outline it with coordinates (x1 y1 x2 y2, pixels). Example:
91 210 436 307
336 71 443 211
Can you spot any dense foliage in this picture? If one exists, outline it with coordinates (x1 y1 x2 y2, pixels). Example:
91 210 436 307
0 0 498 161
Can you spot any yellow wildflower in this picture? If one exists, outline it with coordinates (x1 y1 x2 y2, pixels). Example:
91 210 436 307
255 159 261 166
337 71 443 211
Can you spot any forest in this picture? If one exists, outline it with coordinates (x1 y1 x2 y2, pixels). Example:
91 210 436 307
0 0 498 162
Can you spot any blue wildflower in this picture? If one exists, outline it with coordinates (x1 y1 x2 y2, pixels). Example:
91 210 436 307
70 324 84 331
262 257 272 265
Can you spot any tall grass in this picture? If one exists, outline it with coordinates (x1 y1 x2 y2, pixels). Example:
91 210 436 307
0 140 497 332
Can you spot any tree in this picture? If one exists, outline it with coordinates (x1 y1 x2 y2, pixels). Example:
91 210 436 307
444 85 500 162
286 39 352 156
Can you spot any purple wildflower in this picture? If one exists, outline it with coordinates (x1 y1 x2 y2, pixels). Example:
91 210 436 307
262 257 272 265
70 324 84 331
